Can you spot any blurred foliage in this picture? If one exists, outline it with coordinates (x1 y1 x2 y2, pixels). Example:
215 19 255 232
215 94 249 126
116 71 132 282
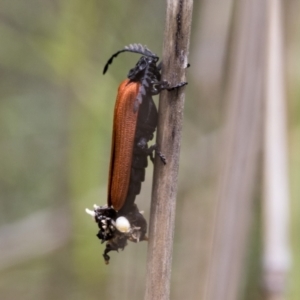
0 0 299 299
0 1 166 299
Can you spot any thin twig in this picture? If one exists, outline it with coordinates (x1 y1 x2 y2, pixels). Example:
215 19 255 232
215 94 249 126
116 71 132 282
144 1 193 299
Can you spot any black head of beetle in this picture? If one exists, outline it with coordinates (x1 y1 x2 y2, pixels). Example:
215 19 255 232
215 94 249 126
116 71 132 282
103 44 165 104
103 43 187 98
127 56 159 82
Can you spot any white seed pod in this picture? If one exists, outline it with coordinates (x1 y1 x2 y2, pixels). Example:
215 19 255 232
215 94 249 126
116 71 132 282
115 217 131 233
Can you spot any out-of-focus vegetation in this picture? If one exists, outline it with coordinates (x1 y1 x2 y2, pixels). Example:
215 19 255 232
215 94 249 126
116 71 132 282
0 0 299 299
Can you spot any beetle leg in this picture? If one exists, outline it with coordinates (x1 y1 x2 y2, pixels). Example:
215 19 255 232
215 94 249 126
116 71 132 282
167 81 188 91
151 80 170 95
103 233 128 264
151 80 188 94
103 248 111 265
136 137 166 164
149 150 155 163
147 145 166 165
155 148 166 165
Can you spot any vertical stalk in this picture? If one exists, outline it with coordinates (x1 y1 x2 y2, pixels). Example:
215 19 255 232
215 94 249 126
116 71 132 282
263 1 291 299
144 1 193 299
204 0 265 299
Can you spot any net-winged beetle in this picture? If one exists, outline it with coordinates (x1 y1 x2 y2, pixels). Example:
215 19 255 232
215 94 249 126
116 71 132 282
86 44 187 264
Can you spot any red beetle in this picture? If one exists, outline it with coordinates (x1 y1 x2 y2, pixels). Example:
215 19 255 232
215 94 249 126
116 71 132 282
86 44 187 263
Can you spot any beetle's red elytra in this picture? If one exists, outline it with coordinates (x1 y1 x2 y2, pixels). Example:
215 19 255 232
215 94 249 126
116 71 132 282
108 79 141 211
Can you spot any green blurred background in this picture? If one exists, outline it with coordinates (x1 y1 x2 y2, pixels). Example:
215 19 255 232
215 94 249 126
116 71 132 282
0 0 299 299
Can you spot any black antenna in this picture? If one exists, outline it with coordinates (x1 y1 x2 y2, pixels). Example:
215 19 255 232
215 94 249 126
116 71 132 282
103 43 158 75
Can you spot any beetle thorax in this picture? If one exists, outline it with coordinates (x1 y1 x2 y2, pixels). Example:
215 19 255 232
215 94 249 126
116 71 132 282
128 56 159 85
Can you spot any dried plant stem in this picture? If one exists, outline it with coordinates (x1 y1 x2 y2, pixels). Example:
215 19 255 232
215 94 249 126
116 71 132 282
263 1 290 299
204 0 265 299
144 0 193 299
